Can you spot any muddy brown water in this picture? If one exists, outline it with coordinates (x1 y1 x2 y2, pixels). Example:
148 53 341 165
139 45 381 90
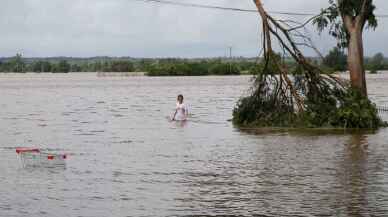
0 73 388 217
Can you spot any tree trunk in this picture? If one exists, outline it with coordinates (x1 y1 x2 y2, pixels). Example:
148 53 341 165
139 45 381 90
337 0 369 96
347 28 367 96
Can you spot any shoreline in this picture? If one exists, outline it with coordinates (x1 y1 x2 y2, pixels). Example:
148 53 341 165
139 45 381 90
0 71 387 78
0 72 252 78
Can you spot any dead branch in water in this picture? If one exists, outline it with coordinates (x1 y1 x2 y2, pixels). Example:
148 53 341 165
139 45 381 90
251 0 346 113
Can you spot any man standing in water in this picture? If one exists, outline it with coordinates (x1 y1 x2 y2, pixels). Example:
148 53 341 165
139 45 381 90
172 94 188 121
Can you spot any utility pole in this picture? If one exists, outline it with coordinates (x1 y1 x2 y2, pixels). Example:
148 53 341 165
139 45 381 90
228 46 232 74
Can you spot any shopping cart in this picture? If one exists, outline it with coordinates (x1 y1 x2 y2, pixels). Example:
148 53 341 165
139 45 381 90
16 148 67 168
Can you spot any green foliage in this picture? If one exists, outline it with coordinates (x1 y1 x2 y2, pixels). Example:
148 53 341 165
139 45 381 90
2 54 26 73
53 60 71 73
109 61 134 72
329 89 384 128
233 46 384 129
323 47 347 71
0 57 269 75
208 63 240 75
236 61 256 72
0 54 385 75
248 53 283 75
147 62 204 76
302 88 383 128
136 59 153 72
233 88 385 129
232 92 296 127
70 64 82 72
146 60 241 76
32 61 52 72
366 52 384 73
314 0 377 48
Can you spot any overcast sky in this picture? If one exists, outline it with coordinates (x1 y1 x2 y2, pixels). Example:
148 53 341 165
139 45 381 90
0 0 387 58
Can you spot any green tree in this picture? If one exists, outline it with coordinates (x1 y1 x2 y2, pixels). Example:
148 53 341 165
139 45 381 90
186 62 209 76
368 52 384 73
70 64 82 72
314 0 378 96
102 61 111 72
32 61 52 72
110 61 134 72
323 47 347 71
53 60 70 73
137 59 153 72
209 63 240 75
93 61 103 72
9 53 25 73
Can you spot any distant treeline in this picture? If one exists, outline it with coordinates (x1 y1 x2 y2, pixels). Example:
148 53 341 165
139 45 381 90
144 59 255 76
0 54 256 75
0 54 136 73
0 49 387 75
321 48 388 73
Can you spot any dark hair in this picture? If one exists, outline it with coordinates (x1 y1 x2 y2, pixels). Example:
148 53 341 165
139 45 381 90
177 94 184 102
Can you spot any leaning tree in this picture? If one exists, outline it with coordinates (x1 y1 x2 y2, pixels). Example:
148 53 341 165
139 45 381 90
314 0 378 96
232 0 383 128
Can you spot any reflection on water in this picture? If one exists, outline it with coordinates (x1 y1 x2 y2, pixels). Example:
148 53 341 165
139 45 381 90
337 134 387 217
0 74 388 217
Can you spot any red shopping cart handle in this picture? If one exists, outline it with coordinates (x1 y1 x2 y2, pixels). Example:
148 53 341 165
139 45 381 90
43 153 68 160
16 148 40 154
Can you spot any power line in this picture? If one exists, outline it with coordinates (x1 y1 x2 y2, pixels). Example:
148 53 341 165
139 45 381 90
131 0 257 13
129 0 388 18
130 0 315 16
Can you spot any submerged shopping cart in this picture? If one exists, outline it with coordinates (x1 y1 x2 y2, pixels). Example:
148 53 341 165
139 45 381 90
16 148 67 168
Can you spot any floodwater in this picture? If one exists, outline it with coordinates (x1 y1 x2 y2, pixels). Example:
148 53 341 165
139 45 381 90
0 73 388 217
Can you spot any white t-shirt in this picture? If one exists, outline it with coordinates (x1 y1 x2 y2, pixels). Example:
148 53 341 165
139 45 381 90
175 102 188 121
